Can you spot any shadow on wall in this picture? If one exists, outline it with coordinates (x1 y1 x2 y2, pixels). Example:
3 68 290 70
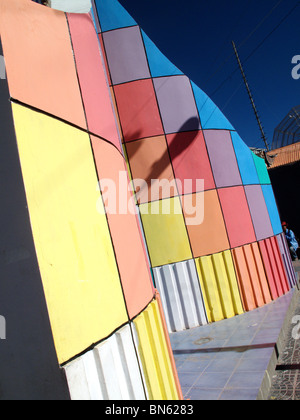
128 117 201 201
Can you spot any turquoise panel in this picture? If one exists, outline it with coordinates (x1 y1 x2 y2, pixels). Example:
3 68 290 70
141 31 183 78
252 152 271 185
191 81 234 130
261 185 283 235
95 0 137 32
231 131 260 185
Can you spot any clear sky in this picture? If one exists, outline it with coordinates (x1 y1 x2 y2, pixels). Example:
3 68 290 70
118 0 300 150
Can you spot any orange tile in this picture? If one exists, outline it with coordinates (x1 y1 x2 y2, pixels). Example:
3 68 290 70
91 136 155 319
251 242 272 304
242 244 266 307
181 190 230 257
0 0 86 128
231 247 256 311
126 136 176 203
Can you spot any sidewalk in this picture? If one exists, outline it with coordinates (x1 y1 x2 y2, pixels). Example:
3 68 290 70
170 266 300 400
268 261 300 400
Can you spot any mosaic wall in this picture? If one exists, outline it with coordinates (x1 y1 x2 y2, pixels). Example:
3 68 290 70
0 0 296 400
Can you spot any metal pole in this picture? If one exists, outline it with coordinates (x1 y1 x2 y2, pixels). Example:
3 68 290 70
232 41 269 151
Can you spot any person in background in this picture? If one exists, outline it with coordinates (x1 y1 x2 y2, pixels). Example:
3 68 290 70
282 222 299 261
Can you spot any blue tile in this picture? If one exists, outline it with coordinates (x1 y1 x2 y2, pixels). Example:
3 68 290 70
191 81 234 130
141 31 183 78
231 131 260 185
261 185 283 235
95 0 137 32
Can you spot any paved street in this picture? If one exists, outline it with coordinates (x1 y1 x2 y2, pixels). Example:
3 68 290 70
268 261 300 400
170 261 300 400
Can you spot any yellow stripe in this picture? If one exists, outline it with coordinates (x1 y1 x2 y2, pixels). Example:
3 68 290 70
195 251 244 323
134 300 179 400
12 104 128 363
140 197 192 268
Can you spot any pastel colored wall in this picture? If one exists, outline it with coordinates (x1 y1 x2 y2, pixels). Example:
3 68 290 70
93 0 297 333
0 0 297 400
0 0 179 400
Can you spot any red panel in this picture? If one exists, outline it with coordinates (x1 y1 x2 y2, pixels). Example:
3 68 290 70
113 79 164 142
67 13 121 152
270 236 290 294
166 131 215 194
258 239 281 300
218 187 256 249
91 136 155 319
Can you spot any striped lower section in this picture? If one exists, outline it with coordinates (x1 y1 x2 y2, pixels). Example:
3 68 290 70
64 299 182 401
232 242 272 311
152 237 296 330
259 236 289 299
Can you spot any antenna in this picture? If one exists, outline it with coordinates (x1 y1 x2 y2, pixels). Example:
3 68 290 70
232 41 269 151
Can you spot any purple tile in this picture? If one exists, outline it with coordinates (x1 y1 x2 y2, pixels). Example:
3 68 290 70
204 130 242 188
153 76 201 134
244 185 274 241
102 26 150 85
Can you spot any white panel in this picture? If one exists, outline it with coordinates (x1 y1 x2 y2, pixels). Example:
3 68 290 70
49 0 92 13
64 324 146 400
153 259 207 332
64 357 91 401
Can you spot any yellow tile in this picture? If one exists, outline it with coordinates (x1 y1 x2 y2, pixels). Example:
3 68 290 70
12 104 128 363
223 251 244 315
134 300 179 400
140 198 192 267
195 256 224 322
211 253 235 319
195 251 244 323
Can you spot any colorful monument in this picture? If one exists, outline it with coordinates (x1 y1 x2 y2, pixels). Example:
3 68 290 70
0 0 296 400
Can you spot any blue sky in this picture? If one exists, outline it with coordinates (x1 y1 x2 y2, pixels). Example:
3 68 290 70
118 0 300 150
